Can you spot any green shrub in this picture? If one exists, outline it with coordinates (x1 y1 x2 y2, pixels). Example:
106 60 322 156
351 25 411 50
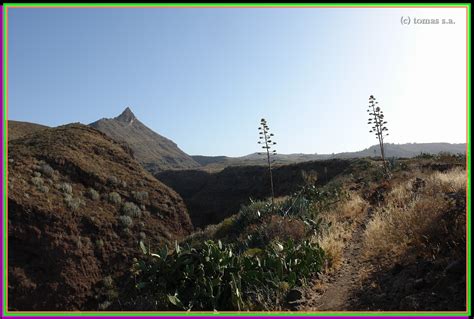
107 175 120 186
95 239 105 249
86 188 100 200
98 301 112 311
235 200 273 229
122 202 141 217
131 239 324 311
243 215 307 249
415 152 435 160
108 192 122 205
103 276 114 288
213 216 237 239
31 176 44 187
39 163 54 177
132 191 149 204
64 195 81 211
58 182 73 194
38 185 50 193
279 183 346 219
119 215 133 228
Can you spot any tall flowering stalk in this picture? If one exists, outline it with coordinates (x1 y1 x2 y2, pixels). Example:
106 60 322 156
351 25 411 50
367 95 390 172
258 118 277 207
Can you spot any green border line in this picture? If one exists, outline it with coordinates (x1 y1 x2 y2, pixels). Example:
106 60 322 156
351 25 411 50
2 3 471 317
467 1 472 317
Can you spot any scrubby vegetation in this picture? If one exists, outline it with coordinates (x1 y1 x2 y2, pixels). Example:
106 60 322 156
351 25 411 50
7 123 194 311
38 162 54 177
122 202 141 217
58 182 73 194
118 215 133 228
363 167 466 262
8 118 466 312
132 190 149 204
86 187 100 200
129 239 324 311
125 176 353 311
108 192 122 204
125 154 466 311
64 194 82 212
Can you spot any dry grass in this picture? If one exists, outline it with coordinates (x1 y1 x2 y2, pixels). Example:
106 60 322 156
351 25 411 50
314 222 349 269
336 193 367 219
426 167 466 194
363 168 466 262
313 193 367 269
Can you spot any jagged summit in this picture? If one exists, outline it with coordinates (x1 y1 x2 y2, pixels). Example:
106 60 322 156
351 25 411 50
89 108 200 172
115 106 136 123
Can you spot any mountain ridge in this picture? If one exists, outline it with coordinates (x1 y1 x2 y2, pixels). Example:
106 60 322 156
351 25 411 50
89 108 200 173
191 142 466 170
7 117 465 172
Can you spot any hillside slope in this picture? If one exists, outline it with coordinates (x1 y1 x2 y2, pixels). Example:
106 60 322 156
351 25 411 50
8 120 49 141
8 124 193 310
90 108 200 173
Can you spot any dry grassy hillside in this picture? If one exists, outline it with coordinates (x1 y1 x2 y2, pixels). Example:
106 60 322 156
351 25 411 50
8 124 193 310
8 120 49 141
126 154 466 311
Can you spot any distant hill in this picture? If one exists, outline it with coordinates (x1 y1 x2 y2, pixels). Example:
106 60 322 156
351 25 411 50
192 143 466 171
191 155 230 166
90 107 200 173
335 143 466 159
8 124 193 310
8 120 49 141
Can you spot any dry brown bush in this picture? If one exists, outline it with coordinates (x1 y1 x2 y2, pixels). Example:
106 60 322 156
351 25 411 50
363 168 466 262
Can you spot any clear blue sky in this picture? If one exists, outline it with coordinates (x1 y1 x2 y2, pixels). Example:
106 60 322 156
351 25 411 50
8 7 467 156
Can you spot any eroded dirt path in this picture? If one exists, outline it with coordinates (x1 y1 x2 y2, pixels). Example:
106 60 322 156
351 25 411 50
299 208 371 311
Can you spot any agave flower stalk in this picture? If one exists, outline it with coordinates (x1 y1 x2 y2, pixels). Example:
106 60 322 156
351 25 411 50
367 95 389 172
258 118 277 207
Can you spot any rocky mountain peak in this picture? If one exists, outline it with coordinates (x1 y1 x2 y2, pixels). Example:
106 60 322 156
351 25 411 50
89 107 201 172
115 107 136 123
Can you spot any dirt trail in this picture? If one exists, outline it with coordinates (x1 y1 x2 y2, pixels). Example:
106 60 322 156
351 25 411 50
299 208 371 311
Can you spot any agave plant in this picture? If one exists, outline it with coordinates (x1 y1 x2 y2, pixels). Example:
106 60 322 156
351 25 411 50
258 118 277 208
367 95 390 173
